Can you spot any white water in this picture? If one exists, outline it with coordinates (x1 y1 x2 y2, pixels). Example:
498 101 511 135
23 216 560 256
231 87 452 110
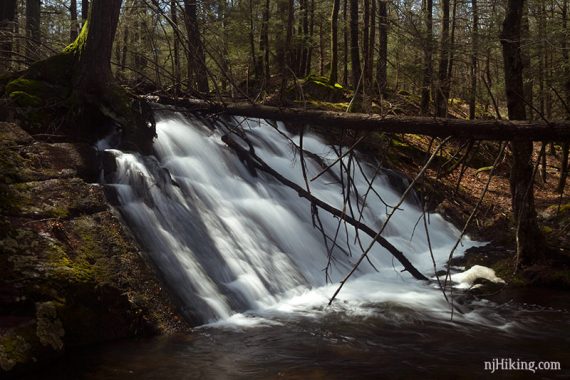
104 112 480 325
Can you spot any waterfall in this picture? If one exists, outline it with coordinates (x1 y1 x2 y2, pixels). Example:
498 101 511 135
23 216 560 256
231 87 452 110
103 112 477 325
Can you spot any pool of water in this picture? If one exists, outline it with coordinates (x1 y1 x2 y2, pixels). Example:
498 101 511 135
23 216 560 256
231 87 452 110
24 288 569 380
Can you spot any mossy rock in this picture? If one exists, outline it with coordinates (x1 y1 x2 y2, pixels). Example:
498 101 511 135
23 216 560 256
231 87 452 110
296 75 349 102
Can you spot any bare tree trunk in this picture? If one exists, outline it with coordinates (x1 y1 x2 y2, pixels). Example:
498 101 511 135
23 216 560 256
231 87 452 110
260 0 270 88
446 0 457 103
435 0 450 117
0 0 17 72
377 0 388 95
299 0 309 76
70 0 79 42
75 0 122 91
501 0 545 266
342 0 348 85
170 0 180 94
319 18 324 76
154 97 570 141
82 0 89 23
183 0 209 93
306 0 315 75
363 0 370 93
420 0 433 115
248 0 258 81
26 0 41 63
469 0 478 120
279 0 294 98
521 7 533 120
558 0 569 193
368 0 376 92
329 0 340 84
349 0 361 91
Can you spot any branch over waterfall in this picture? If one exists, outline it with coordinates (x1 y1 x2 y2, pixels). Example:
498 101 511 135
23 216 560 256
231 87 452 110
220 133 430 282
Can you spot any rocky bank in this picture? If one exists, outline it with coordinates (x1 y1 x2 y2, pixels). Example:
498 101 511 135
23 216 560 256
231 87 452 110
0 122 188 375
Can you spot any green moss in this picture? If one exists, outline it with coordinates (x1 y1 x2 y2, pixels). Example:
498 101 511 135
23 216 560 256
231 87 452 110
303 100 350 112
63 21 89 55
35 301 65 350
492 258 528 287
8 91 43 107
0 332 33 371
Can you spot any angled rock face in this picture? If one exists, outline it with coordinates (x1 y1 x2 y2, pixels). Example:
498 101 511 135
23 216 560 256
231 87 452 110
0 122 188 374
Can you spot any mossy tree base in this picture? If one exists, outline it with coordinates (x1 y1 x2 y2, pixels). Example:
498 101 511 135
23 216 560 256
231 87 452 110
1 52 155 153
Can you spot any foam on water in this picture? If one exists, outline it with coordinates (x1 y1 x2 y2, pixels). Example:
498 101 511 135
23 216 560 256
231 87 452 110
105 112 482 326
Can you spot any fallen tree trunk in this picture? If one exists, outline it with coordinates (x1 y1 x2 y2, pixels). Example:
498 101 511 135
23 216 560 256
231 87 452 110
150 96 570 141
222 134 430 282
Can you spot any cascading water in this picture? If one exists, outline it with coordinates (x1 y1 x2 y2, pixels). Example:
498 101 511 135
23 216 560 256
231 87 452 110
104 112 479 325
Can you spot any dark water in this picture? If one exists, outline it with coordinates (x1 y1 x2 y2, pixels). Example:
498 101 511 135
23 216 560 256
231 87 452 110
33 114 566 380
21 289 570 380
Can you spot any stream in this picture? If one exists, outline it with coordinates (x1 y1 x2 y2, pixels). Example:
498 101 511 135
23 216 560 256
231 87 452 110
31 113 569 378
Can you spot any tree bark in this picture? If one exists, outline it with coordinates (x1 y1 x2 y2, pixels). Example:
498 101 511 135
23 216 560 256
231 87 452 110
558 0 569 193
363 0 370 93
82 0 89 23
183 0 209 93
501 0 545 266
170 0 181 95
377 0 388 95
348 0 362 110
368 0 376 92
435 0 450 117
469 0 478 120
0 0 17 72
260 0 270 88
329 0 340 84
152 97 570 141
75 0 122 93
420 0 433 115
342 0 348 85
26 0 41 62
70 0 79 42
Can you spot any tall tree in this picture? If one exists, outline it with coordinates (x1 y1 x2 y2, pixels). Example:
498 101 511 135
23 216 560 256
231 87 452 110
26 0 41 62
501 0 545 266
363 0 370 92
435 0 450 117
377 0 388 95
74 0 123 92
0 0 17 72
82 0 89 23
329 0 341 84
342 0 348 85
70 0 79 41
183 0 209 93
349 0 361 90
420 0 433 114
558 0 569 193
171 0 181 94
368 0 376 92
260 0 270 88
468 0 478 119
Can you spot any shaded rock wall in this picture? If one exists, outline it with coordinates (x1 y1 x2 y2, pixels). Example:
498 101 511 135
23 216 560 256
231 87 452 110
0 122 188 374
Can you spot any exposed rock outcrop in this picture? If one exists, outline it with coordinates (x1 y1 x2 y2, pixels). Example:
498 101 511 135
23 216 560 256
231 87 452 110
0 122 188 374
